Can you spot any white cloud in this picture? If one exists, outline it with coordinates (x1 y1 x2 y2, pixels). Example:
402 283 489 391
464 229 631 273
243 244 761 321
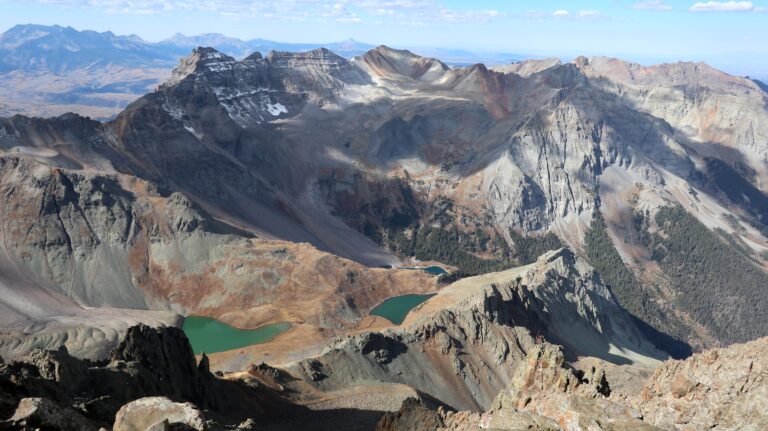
689 1 754 11
360 1 506 22
576 10 606 19
23 0 507 23
521 9 609 21
633 1 674 10
437 8 504 22
320 2 361 23
543 9 608 20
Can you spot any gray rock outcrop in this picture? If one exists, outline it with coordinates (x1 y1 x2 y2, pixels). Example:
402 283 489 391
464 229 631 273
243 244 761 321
297 249 665 411
113 397 207 431
639 336 768 430
375 336 768 431
5 397 99 431
0 325 223 427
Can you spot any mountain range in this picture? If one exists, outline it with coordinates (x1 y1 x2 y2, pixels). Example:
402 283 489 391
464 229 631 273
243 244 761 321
0 25 767 430
0 24 529 69
0 24 529 120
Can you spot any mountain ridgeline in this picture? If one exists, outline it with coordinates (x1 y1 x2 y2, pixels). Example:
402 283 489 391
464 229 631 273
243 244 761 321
0 24 374 72
0 41 767 365
1 24 768 430
0 24 529 119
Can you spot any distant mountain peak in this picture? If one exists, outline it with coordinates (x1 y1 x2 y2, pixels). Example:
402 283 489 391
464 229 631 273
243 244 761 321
336 38 366 47
491 57 562 77
192 46 231 58
166 32 188 41
0 24 55 49
164 46 236 86
369 45 447 66
182 46 237 69
357 45 449 81
165 32 240 43
370 44 418 57
571 56 750 90
0 23 172 72
244 51 263 61
266 46 339 60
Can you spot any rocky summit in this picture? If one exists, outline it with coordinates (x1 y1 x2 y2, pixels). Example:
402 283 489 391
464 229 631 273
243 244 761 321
0 27 767 431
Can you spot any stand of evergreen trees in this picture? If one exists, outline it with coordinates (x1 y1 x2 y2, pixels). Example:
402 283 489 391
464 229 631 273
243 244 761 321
508 230 563 264
584 210 692 358
378 225 564 278
387 226 511 276
650 206 768 344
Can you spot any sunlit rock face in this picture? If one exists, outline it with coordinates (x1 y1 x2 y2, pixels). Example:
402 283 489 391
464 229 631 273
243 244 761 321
1 44 768 360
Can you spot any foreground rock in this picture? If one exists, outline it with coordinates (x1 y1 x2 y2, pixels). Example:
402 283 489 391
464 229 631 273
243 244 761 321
639 336 768 430
487 343 655 431
113 397 207 431
376 342 657 431
0 325 269 429
0 324 426 431
378 337 768 431
1 315 767 430
375 398 446 431
5 397 98 431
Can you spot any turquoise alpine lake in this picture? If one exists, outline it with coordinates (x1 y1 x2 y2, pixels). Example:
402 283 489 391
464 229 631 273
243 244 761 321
422 266 448 276
400 266 448 276
182 316 291 355
369 293 436 325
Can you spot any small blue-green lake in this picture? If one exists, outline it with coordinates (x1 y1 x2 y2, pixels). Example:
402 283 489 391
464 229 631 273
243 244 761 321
182 316 291 355
422 266 448 276
400 266 448 276
370 294 436 325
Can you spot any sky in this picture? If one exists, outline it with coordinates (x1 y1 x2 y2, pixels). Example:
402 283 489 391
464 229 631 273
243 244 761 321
1 0 767 77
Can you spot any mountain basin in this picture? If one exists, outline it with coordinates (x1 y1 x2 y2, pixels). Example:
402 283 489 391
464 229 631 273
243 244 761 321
182 316 291 354
369 293 436 325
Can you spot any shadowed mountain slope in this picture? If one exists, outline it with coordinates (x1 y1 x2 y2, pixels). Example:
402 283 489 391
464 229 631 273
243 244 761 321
0 45 767 360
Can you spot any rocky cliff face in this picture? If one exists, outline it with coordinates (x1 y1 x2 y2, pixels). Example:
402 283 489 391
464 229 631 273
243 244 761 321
5 323 763 430
377 336 768 431
294 249 664 411
1 44 768 360
0 144 435 360
639 336 768 430
161 46 370 128
0 325 456 431
482 343 654 431
0 325 228 429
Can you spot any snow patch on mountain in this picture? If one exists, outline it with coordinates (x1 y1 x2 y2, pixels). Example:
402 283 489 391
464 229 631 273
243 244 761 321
183 125 203 140
211 88 289 126
9 146 59 158
266 102 287 116
162 102 185 121
204 61 237 73
211 87 269 101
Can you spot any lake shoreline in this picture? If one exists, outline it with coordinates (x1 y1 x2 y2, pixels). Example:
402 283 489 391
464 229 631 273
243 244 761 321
182 316 292 355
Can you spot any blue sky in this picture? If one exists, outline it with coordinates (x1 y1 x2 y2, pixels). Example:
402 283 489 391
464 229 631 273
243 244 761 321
1 0 767 76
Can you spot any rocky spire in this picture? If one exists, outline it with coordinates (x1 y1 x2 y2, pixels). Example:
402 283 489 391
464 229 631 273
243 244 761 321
163 46 237 87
